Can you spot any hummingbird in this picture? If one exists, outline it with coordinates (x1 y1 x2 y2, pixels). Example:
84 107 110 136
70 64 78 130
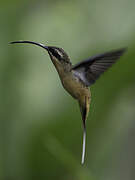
10 40 126 164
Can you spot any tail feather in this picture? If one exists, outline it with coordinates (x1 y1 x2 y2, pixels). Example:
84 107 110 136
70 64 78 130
79 95 90 165
81 125 86 164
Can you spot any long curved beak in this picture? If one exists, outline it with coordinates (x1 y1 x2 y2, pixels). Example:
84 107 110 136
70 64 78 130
9 40 49 51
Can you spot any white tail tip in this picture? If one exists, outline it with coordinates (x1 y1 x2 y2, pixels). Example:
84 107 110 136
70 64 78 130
81 127 86 165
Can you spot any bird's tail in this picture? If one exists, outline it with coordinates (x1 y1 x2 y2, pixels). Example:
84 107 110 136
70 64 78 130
82 125 86 164
79 96 90 165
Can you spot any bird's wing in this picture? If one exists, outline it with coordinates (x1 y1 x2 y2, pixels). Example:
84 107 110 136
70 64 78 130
72 48 127 86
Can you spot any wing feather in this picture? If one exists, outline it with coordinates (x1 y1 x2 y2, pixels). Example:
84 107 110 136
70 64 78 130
72 48 127 86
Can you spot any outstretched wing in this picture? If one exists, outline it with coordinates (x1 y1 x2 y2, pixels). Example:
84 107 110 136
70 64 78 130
72 48 127 86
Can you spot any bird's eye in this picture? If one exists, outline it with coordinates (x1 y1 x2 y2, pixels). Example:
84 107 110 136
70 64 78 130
50 49 62 59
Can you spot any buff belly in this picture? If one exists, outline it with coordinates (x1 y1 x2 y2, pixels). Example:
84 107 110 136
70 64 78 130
61 75 90 100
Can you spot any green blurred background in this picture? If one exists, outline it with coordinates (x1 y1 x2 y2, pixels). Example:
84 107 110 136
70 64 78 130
1 0 135 179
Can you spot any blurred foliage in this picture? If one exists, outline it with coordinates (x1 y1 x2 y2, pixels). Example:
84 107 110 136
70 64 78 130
1 0 135 180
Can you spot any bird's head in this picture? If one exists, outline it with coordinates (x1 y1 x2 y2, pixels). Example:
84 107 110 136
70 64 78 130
10 41 71 67
47 46 71 64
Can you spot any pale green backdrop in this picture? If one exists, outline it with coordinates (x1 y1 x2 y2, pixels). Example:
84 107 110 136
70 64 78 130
1 0 135 179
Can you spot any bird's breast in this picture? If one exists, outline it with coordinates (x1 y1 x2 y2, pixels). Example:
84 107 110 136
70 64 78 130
61 73 90 99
